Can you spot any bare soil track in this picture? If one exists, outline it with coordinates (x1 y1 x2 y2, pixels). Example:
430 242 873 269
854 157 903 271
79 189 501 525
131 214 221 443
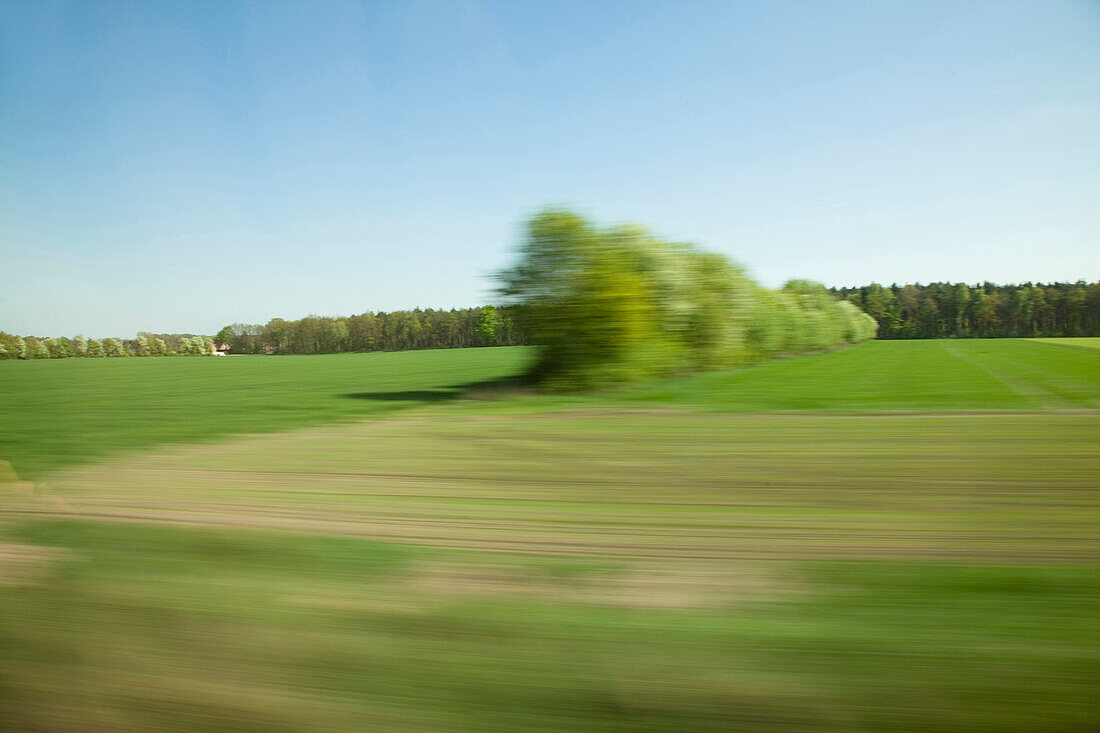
13 409 1098 563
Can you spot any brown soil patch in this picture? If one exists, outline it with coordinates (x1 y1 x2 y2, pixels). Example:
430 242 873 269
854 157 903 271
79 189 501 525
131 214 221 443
0 542 69 586
407 562 785 609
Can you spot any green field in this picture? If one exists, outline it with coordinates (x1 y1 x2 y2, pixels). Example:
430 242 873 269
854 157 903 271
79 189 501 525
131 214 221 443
1028 337 1100 351
0 347 533 479
1 339 1099 731
627 337 1100 413
2 339 1097 480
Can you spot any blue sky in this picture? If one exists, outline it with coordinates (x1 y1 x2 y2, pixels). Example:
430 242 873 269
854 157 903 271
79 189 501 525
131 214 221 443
2 0 1098 337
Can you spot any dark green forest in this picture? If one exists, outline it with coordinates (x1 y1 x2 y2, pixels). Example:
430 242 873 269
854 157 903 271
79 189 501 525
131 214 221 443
834 281 1100 339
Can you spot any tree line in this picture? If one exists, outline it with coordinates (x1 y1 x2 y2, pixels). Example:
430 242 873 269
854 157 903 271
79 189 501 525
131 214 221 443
0 307 526 360
499 209 877 390
0 332 216 360
213 306 526 355
12 212 1091 372
833 281 1100 339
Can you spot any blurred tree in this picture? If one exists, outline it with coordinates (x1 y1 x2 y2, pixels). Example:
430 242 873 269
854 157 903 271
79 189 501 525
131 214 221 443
28 339 50 359
102 338 124 357
499 209 874 389
215 326 235 348
474 305 503 346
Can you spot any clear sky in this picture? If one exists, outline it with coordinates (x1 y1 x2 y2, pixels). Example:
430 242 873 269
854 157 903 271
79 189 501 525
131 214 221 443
2 0 1098 337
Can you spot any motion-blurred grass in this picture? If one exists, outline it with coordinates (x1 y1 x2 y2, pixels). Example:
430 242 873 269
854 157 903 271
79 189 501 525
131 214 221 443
1 338 1099 731
1 521 1097 732
26 413 1100 561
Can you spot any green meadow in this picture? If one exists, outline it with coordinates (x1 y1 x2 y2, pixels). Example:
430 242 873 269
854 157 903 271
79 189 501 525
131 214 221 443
1028 336 1100 351
2 339 1097 479
0 346 533 479
1 339 1099 731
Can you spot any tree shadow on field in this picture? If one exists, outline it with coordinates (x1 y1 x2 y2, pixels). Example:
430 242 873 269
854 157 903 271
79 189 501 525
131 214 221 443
342 374 534 404
342 389 456 402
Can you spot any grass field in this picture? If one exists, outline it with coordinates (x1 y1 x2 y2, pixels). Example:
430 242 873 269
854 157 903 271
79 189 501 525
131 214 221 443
1028 337 1100 351
2 339 1097 479
1 339 1098 731
0 347 532 479
626 337 1100 413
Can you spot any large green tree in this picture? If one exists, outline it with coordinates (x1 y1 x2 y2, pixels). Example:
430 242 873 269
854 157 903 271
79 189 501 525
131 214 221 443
498 209 875 390
474 305 504 346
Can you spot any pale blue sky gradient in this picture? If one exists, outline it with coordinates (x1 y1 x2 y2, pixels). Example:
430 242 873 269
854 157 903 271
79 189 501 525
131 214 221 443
2 0 1098 337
